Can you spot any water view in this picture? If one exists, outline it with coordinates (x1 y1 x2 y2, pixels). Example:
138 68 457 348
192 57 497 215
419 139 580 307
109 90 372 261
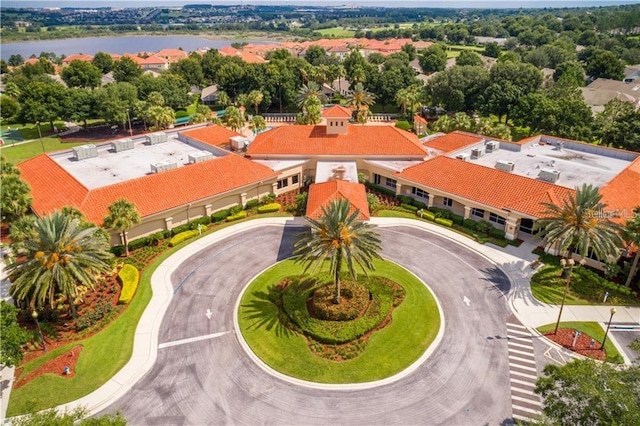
1 35 276 60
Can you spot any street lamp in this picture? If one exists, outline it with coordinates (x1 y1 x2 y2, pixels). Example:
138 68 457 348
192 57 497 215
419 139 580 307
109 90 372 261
31 310 47 352
35 120 44 153
126 108 133 136
601 307 617 350
554 257 587 334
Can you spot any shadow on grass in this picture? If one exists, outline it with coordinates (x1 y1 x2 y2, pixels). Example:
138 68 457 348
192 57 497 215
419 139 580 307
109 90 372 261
241 289 294 339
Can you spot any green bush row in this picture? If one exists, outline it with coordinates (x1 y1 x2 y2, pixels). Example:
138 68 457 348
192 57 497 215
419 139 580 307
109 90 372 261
226 211 248 222
245 199 260 209
117 264 140 305
169 230 200 247
400 203 418 212
435 217 453 227
258 203 281 214
416 209 435 221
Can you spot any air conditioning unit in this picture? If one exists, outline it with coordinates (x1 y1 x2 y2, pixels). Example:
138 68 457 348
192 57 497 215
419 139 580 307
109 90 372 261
73 144 98 161
150 159 177 173
188 151 214 164
456 153 470 161
538 168 561 183
229 136 250 151
471 147 485 159
147 132 168 145
486 141 499 153
111 138 134 153
495 160 515 172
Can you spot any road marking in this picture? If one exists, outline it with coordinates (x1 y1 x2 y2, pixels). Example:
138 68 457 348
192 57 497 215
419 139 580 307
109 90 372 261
508 355 537 367
510 371 538 380
509 348 536 358
507 320 542 422
508 341 533 350
205 309 213 319
159 331 232 349
463 295 470 306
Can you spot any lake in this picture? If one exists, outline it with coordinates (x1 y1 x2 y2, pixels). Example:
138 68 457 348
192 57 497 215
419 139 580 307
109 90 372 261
1 35 276 60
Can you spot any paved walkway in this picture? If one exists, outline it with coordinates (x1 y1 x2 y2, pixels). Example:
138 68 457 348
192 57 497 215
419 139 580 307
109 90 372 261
1 217 639 423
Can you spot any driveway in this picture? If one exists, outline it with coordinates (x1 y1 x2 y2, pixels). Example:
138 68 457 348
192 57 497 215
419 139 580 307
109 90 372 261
101 224 514 425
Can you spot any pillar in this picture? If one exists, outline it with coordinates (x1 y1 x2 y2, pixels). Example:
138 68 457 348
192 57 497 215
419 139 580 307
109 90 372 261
505 216 519 241
164 217 172 231
395 183 403 196
427 193 434 209
463 206 471 219
204 204 212 216
240 192 247 207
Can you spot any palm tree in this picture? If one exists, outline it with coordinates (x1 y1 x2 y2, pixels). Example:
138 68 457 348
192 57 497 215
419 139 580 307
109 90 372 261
452 112 473 132
535 184 623 261
293 198 382 304
249 115 267 134
345 83 375 124
622 207 640 287
216 91 230 108
147 105 175 131
297 94 323 125
296 82 327 108
7 212 113 317
429 115 454 133
224 105 246 132
103 199 140 257
1 174 32 222
395 88 412 117
247 90 264 115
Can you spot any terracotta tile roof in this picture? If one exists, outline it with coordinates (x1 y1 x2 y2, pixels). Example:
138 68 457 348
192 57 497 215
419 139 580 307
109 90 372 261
247 125 427 157
322 105 353 118
306 181 370 220
414 115 427 124
181 125 242 147
396 156 575 217
240 51 267 64
600 156 640 224
18 153 277 225
155 48 188 62
62 54 93 64
423 131 484 154
219 46 239 56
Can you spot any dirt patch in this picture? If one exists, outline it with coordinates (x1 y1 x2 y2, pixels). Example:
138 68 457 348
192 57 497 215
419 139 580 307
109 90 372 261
60 124 149 143
543 328 606 361
14 346 83 389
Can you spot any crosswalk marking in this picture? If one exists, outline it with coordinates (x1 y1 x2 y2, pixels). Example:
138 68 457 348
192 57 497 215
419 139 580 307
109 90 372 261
506 318 542 423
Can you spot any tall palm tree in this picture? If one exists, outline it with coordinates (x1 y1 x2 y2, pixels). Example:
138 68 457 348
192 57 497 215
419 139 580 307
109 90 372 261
247 90 264 115
535 184 623 261
622 207 640 287
345 83 375 124
7 212 113 317
103 199 141 257
296 81 327 108
224 105 246 132
395 88 412 117
293 199 382 304
297 94 323 125
147 105 175 131
249 115 267 134
429 115 454 133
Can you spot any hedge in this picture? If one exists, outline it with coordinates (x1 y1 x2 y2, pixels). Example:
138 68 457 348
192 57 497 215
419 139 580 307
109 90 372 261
229 204 243 215
416 210 435 220
117 264 140 304
365 182 396 198
226 211 248 222
395 120 412 131
245 199 260 209
258 203 281 214
211 209 230 223
169 230 199 247
400 203 418 212
435 217 453 227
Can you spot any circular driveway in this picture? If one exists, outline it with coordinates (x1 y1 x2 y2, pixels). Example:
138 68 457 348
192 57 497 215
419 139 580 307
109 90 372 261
104 224 514 425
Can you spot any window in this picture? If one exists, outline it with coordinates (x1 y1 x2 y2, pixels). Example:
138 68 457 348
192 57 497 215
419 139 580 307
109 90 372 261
471 208 485 218
277 178 289 189
341 121 344 126
374 173 381 185
292 174 299 185
412 187 429 199
489 213 506 225
385 177 397 189
443 197 453 207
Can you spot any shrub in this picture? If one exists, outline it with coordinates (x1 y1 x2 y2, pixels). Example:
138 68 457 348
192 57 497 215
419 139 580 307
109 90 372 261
435 217 453 227
117 264 140 304
258 203 281 213
211 209 230 223
400 203 418 212
416 209 435 220
488 227 506 239
76 300 115 331
295 192 308 215
170 223 190 235
229 204 243 215
245 199 260 209
451 213 464 225
463 219 477 230
475 220 492 234
397 195 413 205
261 192 276 205
365 182 396 198
412 200 427 210
111 245 125 257
367 193 380 211
395 120 412 131
169 229 199 247
429 207 452 220
175 110 189 118
226 211 248 222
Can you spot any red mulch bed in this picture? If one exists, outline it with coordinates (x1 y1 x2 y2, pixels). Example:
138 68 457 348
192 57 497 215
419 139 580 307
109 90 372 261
14 346 83 389
543 328 606 361
60 124 149 144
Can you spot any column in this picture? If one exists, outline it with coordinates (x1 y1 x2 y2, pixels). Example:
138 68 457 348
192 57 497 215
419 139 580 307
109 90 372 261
427 193 434 209
272 182 278 193
505 216 519 240
204 204 212 216
395 183 403 196
164 217 172 231
240 192 247 207
463 206 471 219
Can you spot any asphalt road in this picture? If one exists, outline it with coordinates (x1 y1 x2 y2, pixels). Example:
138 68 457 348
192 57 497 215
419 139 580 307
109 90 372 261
101 225 515 425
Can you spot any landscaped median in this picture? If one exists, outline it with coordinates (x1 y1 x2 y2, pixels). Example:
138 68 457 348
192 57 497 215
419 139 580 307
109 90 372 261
537 321 624 364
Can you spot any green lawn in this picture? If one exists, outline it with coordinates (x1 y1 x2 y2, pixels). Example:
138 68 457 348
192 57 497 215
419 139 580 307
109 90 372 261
0 138 88 164
315 27 356 38
537 322 623 363
238 258 440 383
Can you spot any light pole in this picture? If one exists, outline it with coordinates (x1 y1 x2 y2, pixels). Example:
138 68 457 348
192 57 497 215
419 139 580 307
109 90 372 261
601 307 616 350
31 310 47 352
126 108 133 136
554 257 587 335
35 120 44 152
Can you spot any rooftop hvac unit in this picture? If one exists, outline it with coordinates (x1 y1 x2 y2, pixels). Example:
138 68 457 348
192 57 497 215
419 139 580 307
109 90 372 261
111 138 134 153
73 144 98 161
495 160 515 172
538 168 561 183
147 132 168 145
150 159 177 173
229 136 250 151
456 153 470 161
486 141 500 153
471 147 485 159
188 151 214 164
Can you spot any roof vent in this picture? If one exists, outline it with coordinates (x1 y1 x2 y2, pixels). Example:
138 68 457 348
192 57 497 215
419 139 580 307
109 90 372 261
486 141 499 153
146 132 168 145
111 138 134 153
456 153 470 161
471 147 485 159
495 160 515 172
150 159 177 173
188 151 214 164
538 168 561 183
73 144 98 161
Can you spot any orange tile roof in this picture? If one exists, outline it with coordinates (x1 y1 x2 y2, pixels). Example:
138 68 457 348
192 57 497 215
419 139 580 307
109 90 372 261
240 51 267 64
247 125 427 157
423 131 484 154
180 125 243 147
155 48 188 62
414 115 427 124
62 54 93 64
322 105 353 118
18 153 277 225
396 156 575 217
600 156 640 224
306 180 370 220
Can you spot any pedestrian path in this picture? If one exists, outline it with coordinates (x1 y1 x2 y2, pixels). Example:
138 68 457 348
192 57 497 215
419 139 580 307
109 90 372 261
506 317 542 423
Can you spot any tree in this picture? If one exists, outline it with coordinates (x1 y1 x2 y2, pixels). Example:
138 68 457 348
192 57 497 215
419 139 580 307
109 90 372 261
9 215 38 254
93 82 138 126
61 60 102 89
293 198 382 304
345 83 375 124
7 212 113 317
1 158 31 223
103 199 141 257
248 115 267 134
534 183 623 261
4 81 21 99
430 115 455 133
584 49 625 80
296 81 327 109
401 43 417 61
296 94 322 125
246 90 264 115
456 51 483 67
0 301 31 367
61 88 94 127
112 56 143 83
92 51 114 74
554 61 586 87
224 105 246 132
535 360 640 426
484 42 501 58
1 96 20 120
595 98 640 152
169 56 204 87
425 65 490 112
418 44 447 74
189 104 212 124
8 54 24 67
622 207 640 287
304 45 328 66
17 80 66 130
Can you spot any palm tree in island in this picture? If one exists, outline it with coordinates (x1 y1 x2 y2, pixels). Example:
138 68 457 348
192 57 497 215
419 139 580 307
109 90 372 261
293 198 382 304
345 82 375 124
7 212 113 317
535 183 623 261
103 199 141 257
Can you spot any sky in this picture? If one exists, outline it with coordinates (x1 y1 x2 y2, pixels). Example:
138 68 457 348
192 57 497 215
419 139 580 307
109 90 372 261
3 0 640 9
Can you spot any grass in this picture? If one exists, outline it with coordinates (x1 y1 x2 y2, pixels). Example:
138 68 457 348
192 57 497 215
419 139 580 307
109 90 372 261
238 258 440 383
537 322 623 363
0 138 88 164
315 27 356 38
